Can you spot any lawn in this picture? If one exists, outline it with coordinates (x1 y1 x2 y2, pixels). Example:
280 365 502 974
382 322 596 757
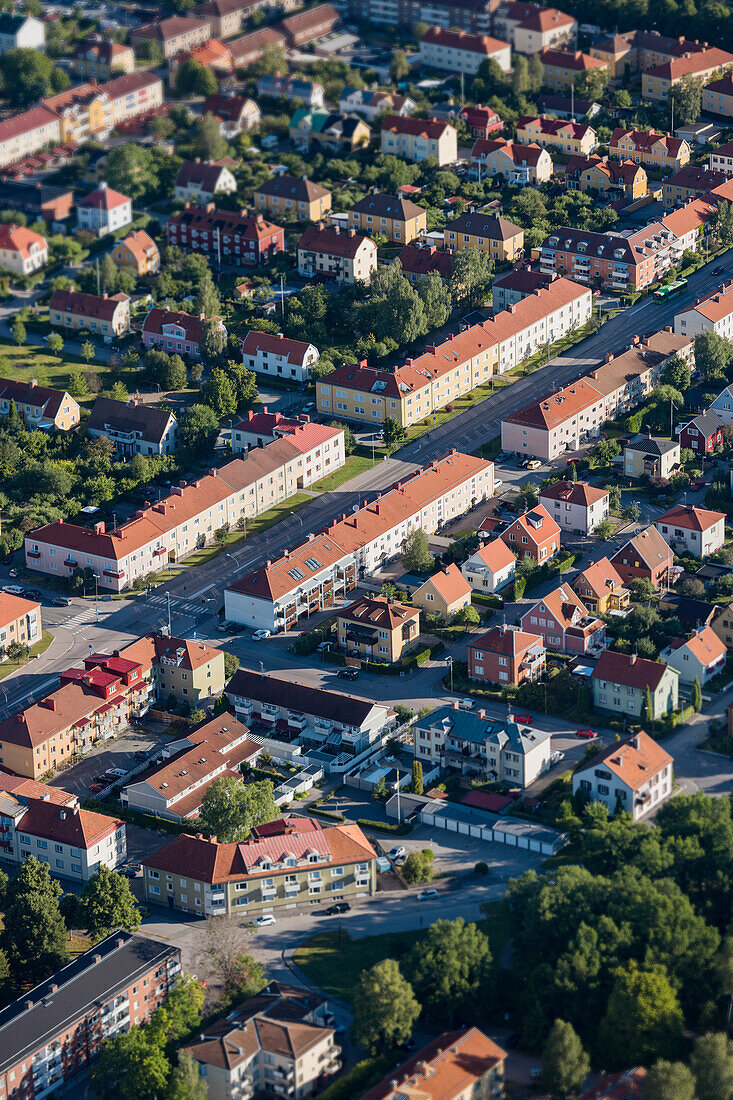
0 340 115 401
0 630 53 681
311 451 377 492
294 900 511 1004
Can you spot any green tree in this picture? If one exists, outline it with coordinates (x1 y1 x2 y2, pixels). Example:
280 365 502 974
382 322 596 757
193 112 228 161
690 1032 733 1100
198 777 278 842
669 74 704 126
100 252 117 294
224 652 240 680
195 913 265 998
149 975 205 1047
47 332 64 358
110 380 129 402
68 370 89 397
105 145 159 202
411 760 423 795
512 54 530 95
178 403 219 454
595 519 615 541
175 58 218 97
358 263 427 346
641 686 654 726
330 420 355 454
575 67 609 101
200 318 227 365
390 48 410 81
450 247 493 309
401 527 433 572
662 355 692 391
202 368 237 418
453 604 480 626
0 48 54 107
597 964 684 1068
645 1061 697 1100
81 340 95 365
352 959 420 1054
528 51 544 92
81 865 141 942
613 88 633 108
420 270 452 329
711 199 733 248
165 354 187 390
406 917 491 1023
12 316 25 346
92 1026 170 1100
695 330 733 381
691 676 702 712
383 416 407 454
167 1051 208 1100
542 1019 590 1099
401 848 434 885
194 274 221 319
1 856 69 983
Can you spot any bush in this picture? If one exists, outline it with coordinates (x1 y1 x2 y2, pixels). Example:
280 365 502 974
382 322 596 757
356 818 413 835
474 861 489 876
401 848 434 884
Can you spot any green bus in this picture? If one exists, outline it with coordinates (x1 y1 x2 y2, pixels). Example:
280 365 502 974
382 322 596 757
653 279 688 302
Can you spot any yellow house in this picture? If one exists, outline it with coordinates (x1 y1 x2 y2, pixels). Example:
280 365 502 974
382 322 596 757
566 154 647 200
609 128 690 171
348 190 427 245
112 230 160 275
443 211 524 262
42 85 112 143
571 557 630 616
539 49 609 93
516 115 597 156
337 595 421 663
253 174 332 223
643 47 733 101
380 114 458 166
412 564 473 620
705 74 733 118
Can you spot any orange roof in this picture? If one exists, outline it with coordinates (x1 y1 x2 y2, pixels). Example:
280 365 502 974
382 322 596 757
657 502 725 531
573 556 625 600
540 48 607 71
117 229 158 266
0 591 40 628
575 731 671 791
504 377 604 430
470 624 542 657
0 223 46 260
529 582 597 631
540 480 608 507
472 539 516 572
361 1027 506 1100
682 280 733 322
647 46 733 80
339 595 420 630
503 505 560 546
417 563 472 605
661 196 717 238
678 625 727 666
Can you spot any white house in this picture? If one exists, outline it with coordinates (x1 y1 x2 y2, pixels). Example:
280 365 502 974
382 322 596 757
539 479 610 534
240 330 319 383
572 731 673 821
0 13 45 54
708 384 733 424
654 503 726 558
77 182 132 238
461 539 516 593
0 223 47 276
173 160 238 203
661 625 727 685
674 282 733 340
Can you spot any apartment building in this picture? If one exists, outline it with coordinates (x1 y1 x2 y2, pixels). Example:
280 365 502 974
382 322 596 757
297 224 377 284
573 732 673 820
662 165 728 208
72 37 135 78
539 48 609 93
26 428 345 591
232 409 319 451
412 703 552 786
623 434 680 478
677 409 725 455
675 282 733 339
122 713 260 820
167 205 285 266
0 378 80 432
467 623 545 685
225 27 287 68
517 115 596 156
337 595 421 663
142 308 224 360
399 243 454 284
0 782 125 882
131 15 213 58
418 25 511 74
173 159 237 203
226 669 396 758
500 505 560 563
0 105 62 172
0 592 41 652
502 377 604 459
253 174 331 223
348 191 427 244
539 480 609 533
0 932 181 1099
185 983 342 1100
491 269 555 312
380 115 458 165
42 82 114 144
655 503 726 557
77 182 132 238
412 564 472 619
48 289 130 341
101 71 164 126
662 625 727 685
317 278 592 427
280 3 339 45
565 155 647 201
611 526 673 589
192 0 258 39
342 0 495 33
87 397 178 457
704 73 733 117
591 29 708 77
520 582 605 654
471 137 553 185
571 556 630 616
609 128 690 170
1 181 74 227
224 451 494 631
539 222 675 292
142 817 377 916
240 330 320 383
592 649 679 719
443 210 523 261
461 539 516 593
642 46 733 101
492 1 576 53
125 633 226 705
708 139 733 174
112 229 160 276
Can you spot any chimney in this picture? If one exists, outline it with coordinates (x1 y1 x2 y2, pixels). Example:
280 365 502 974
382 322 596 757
49 984 58 993
477 708 486 719
29 378 38 389
452 700 459 710
630 653 637 664
42 698 57 711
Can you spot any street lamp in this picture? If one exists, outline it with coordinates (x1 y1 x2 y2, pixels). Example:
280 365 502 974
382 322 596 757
291 510 303 528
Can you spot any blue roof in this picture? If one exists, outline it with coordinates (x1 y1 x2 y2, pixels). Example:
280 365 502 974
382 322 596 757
414 705 551 754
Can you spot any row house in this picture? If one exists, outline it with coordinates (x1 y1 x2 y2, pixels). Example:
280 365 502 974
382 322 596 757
539 48 609 93
0 933 181 1099
592 649 679 720
141 308 223 359
347 190 427 244
592 29 709 77
380 115 458 166
573 732 673 821
565 154 647 201
520 582 606 655
571 556 630 616
0 105 62 172
500 505 560 563
655 503 726 557
240 330 320 384
471 137 553 185
224 451 494 631
443 210 523 261
226 27 287 67
0 779 125 882
226 668 396 758
130 15 212 58
0 377 79 432
0 223 47 276
662 625 727 685
317 277 592 427
516 115 597 156
677 409 725 456
611 526 673 589
539 479 609 534
412 703 552 786
642 46 733 101
297 224 377 285
491 1 576 53
467 623 545 685
26 427 345 591
280 3 340 45
609 127 690 171
142 817 377 916
418 26 511 74
167 204 284 266
48 289 130 341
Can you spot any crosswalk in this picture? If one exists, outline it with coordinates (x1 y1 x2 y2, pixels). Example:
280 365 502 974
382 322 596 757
62 611 93 632
147 595 209 616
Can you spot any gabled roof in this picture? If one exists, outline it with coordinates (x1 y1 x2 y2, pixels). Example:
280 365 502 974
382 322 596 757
540 479 608 507
574 731 672 791
360 1028 506 1100
381 114 454 139
610 127 687 157
174 159 232 191
49 289 128 321
683 409 725 437
469 539 516 573
646 46 733 81
0 223 46 258
502 504 560 545
225 669 387 728
469 624 542 657
444 211 522 240
87 397 174 446
656 502 725 531
526 582 598 632
298 224 373 258
472 137 549 167
573 556 625 600
117 229 158 266
591 649 671 690
539 48 607 71
78 184 129 211
518 114 594 140
0 378 70 419
415 563 472 604
254 173 330 202
338 595 420 630
422 25 510 55
614 525 672 569
142 308 206 343
668 625 727 668
241 329 315 365
349 191 426 221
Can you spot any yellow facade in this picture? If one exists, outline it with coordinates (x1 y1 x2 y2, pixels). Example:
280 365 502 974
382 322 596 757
578 163 647 199
643 60 733 101
516 121 596 156
541 58 608 93
444 225 523 261
347 208 426 245
254 190 331 223
611 134 689 170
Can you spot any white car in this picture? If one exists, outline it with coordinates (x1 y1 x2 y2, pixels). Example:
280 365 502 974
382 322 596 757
253 914 276 927
417 888 439 901
494 479 503 489
2 585 24 596
389 845 406 860
551 750 565 764
457 698 475 711
252 629 271 640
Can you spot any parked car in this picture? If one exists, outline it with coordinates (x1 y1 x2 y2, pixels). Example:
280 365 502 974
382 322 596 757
516 713 532 724
24 589 43 602
2 585 24 596
526 459 541 470
52 596 72 607
105 768 127 779
551 750 565 764
576 728 598 739
8 568 18 578
225 621 244 634
89 783 105 792
418 888 439 901
690 478 705 491
252 914 276 927
713 265 725 276
252 629 271 640
389 846 406 860
117 866 137 878
325 903 351 915
337 667 359 681
457 698 474 711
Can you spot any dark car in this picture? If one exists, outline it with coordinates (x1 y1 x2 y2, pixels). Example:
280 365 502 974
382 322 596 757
134 750 147 761
325 902 351 915
713 265 725 276
225 621 244 633
117 867 138 878
23 589 42 601
337 667 359 681
51 596 72 607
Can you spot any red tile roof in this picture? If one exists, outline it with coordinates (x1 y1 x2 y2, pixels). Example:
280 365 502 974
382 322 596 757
298 223 373 259
79 184 130 210
540 480 608 507
592 649 670 690
0 223 46 258
574 731 672 791
656 502 725 531
49 289 129 322
16 797 122 848
422 26 510 55
381 114 454 139
360 1028 506 1100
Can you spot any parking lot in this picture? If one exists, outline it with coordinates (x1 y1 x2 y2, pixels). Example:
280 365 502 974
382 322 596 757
48 722 172 798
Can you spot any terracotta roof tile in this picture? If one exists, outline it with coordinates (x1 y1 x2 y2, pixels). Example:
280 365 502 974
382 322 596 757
360 1028 506 1100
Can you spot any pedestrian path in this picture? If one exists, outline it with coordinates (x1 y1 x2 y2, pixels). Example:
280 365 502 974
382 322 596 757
147 595 203 615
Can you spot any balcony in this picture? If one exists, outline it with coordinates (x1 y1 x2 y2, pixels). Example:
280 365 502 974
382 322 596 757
274 1067 294 1081
64 557 78 567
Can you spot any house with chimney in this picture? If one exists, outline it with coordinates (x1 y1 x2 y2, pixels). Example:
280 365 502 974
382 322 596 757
253 174 331 223
412 564 472 620
661 626 727 685
500 505 560 562
297 224 377 284
571 557 629 616
232 408 318 451
48 289 130 341
467 624 545 685
573 731 673 820
167 204 284 266
240 330 320 383
591 649 679 719
77 182 131 237
520 582 606 654
142 308 225 359
0 378 80 432
337 596 421 663
173 159 237 203
461 539 516 593
539 480 609 534
203 94 261 138
359 1029 506 1100
611 526 673 589
676 409 725 456
87 397 178 457
655 503 726 558
380 115 458 165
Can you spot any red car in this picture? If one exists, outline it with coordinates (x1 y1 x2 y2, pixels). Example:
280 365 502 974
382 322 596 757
566 457 580 466
576 728 598 739
516 714 533 724
89 783 104 792
690 478 705 491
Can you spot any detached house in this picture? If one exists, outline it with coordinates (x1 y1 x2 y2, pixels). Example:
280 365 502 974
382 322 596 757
539 480 609 534
609 128 690 171
48 289 130 341
677 409 725 455
661 625 727 685
468 624 545 685
380 115 458 166
254 173 331 223
708 383 733 424
471 137 553 185
87 397 178 458
443 211 523 261
459 103 503 139
516 115 597 155
0 379 79 432
77 182 131 238
611 526 673 590
573 731 673 821
112 229 159 276
203 94 260 138
623 434 680 478
520 582 605 654
412 564 472 619
142 308 226 359
461 539 516 593
173 159 237 203
0 223 47 276
348 191 427 245
571 556 629 616
337 595 420 663
592 649 679 719
240 330 319 383
655 503 726 558
297 224 377 284
500 505 560 562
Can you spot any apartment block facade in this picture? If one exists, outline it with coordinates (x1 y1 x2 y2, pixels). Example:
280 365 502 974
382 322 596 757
167 205 285 266
380 115 458 165
418 25 511 74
